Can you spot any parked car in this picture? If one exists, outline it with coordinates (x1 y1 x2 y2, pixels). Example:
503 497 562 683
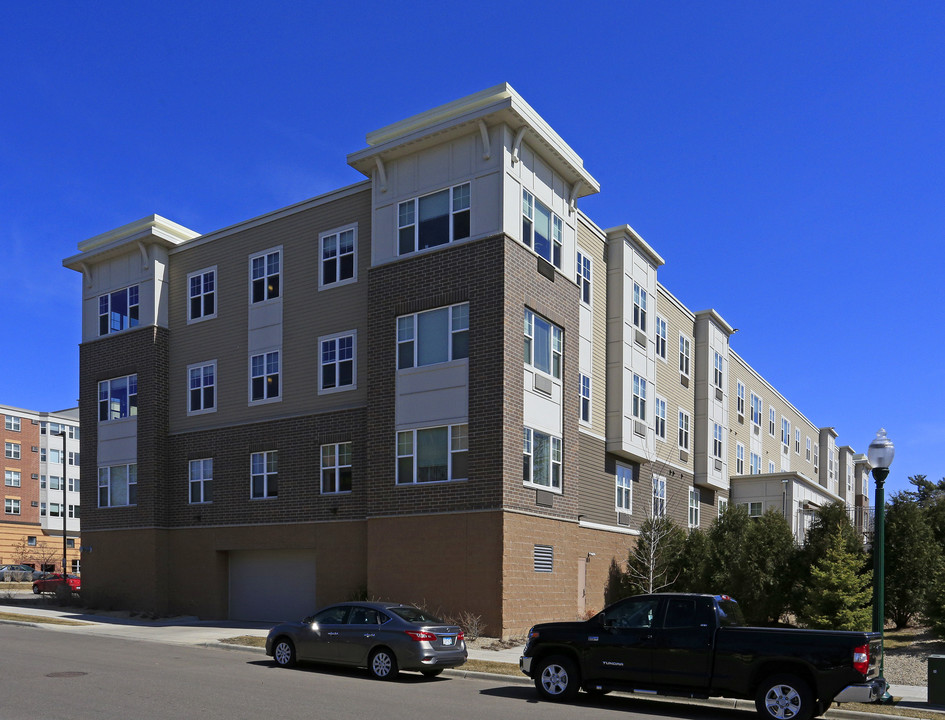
520 593 885 720
266 601 467 679
0 564 43 582
32 574 80 594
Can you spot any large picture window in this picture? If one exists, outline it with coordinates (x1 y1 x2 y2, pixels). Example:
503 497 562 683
321 442 352 494
523 427 561 490
396 424 468 484
522 190 562 268
99 375 138 422
99 285 139 336
98 463 137 507
524 309 562 379
398 183 470 255
397 304 468 370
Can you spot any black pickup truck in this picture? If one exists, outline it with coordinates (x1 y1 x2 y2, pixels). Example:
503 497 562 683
520 593 886 720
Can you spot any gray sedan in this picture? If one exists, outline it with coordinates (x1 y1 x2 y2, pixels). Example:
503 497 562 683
265 601 467 679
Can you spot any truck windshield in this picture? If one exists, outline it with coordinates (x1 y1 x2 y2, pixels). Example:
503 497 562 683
716 597 745 627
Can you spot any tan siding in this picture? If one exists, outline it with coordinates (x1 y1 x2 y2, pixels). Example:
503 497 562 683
576 219 608 436
655 286 695 472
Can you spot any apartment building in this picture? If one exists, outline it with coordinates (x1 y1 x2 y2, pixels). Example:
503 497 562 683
64 84 862 635
1 405 82 573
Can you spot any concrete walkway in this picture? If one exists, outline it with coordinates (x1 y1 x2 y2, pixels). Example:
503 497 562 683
0 601 937 716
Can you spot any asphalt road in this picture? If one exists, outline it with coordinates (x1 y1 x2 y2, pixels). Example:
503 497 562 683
0 624 751 720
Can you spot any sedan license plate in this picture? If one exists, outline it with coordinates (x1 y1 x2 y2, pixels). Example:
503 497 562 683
442 636 454 646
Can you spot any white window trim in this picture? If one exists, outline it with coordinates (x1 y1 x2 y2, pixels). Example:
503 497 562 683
318 223 358 291
250 450 278 500
751 393 762 427
654 395 667 441
769 407 776 437
189 458 213 504
576 251 592 307
248 347 281 406
186 265 217 324
678 408 691 451
689 487 701 528
655 316 667 361
736 443 745 474
321 442 353 494
398 303 469 371
318 330 358 395
248 245 282 306
579 373 592 426
653 475 667 518
523 426 562 494
186 360 217 416
398 183 471 257
615 463 633 513
679 333 691 379
397 424 469 485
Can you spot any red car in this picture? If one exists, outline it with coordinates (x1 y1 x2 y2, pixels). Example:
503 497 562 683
32 574 80 594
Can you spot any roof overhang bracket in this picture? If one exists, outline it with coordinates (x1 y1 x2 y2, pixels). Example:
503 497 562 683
478 120 491 161
511 126 527 165
568 180 584 214
135 240 150 270
374 157 388 193
77 261 93 289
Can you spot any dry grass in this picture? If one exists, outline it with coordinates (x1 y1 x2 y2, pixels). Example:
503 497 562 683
0 611 88 626
220 635 265 647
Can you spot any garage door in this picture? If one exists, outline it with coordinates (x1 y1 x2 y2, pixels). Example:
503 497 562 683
228 549 317 622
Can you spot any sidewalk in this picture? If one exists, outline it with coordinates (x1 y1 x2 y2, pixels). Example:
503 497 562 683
0 601 937 716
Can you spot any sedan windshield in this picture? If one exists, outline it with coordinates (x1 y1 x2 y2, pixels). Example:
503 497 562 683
389 606 444 624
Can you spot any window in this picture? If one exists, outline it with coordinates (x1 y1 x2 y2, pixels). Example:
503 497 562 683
678 410 690 451
829 449 836 480
741 501 763 517
524 309 562 379
250 351 280 402
67 538 75 548
250 451 278 499
679 334 691 377
69 425 79 440
768 460 776 473
397 424 468 484
736 444 745 474
769 407 776 436
187 362 216 414
68 477 79 492
4 498 19 515
49 476 62 490
814 443 820 472
27 536 36 547
5 442 20 459
71 559 80 573
398 304 468 369
69 451 80 466
399 183 470 255
689 487 701 528
751 393 762 426
98 374 138 422
633 283 647 332
98 285 139 336
321 442 352 494
653 475 666 518
533 544 554 573
616 464 632 512
522 427 561 490
713 423 723 459
750 452 761 475
5 470 20 487
580 374 591 424
576 252 592 305
68 505 79 519
40 447 46 463
795 428 801 454
320 332 356 392
189 459 212 504
320 225 357 288
806 437 812 462
250 249 280 303
522 190 561 267
713 352 724 390
632 374 646 422
40 502 45 515
654 396 667 440
719 497 729 516
98 463 137 507
736 382 745 416
188 267 216 322
781 417 790 448
4 415 19 431
655 317 667 360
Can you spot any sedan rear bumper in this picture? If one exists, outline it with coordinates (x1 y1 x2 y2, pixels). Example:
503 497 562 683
833 678 888 704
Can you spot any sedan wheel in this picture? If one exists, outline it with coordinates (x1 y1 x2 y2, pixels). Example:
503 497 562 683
369 648 399 680
272 639 296 668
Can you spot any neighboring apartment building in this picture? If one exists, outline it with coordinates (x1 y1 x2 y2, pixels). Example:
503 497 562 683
0 405 82 573
63 84 863 635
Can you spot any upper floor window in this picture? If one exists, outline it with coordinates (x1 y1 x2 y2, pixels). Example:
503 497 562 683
5 470 20 487
654 396 667 440
814 443 820 472
806 437 812 462
320 332 356 392
633 283 647 332
713 352 724 390
5 498 20 515
679 334 691 377
750 452 761 475
189 458 213 504
736 382 745 417
69 425 79 440
751 393 762 426
769 407 776 436
4 415 19 432
678 410 690 451
713 423 724 459
653 475 667 518
632 374 647 422
736 443 745 474
524 309 562 379
781 417 790 448
655 317 667 360
719 497 729 516
398 304 468 370
250 450 278 499
768 460 776 473
522 190 562 268
188 361 216 414
320 225 357 289
49 448 63 465
68 477 79 492
321 442 353 494
250 249 280 303
98 375 138 422
616 464 632 512
580 374 591 424
397 424 468 484
576 252 592 305
99 285 139 336
98 463 137 507
399 183 470 255
523 427 561 491
250 351 280 403
188 267 216 322
795 428 801 454
69 451 80 466
689 487 701 528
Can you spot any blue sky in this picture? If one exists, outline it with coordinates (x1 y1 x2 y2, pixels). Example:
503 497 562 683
2 2 942 498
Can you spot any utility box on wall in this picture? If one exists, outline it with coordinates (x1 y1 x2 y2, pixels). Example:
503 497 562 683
929 655 945 706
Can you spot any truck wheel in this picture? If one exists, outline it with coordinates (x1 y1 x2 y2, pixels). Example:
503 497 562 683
534 655 580 702
756 673 814 720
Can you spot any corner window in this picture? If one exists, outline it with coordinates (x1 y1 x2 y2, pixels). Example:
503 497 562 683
250 350 280 403
188 267 216 322
189 459 213 504
98 285 139 336
580 374 591 424
397 304 468 370
98 463 137 507
522 190 561 268
320 332 356 393
250 450 278 499
524 309 562 379
99 375 138 422
4 443 20 459
321 442 352 494
398 183 470 255
397 424 468 484
523 427 561 490
320 225 357 289
250 248 280 303
188 361 216 414
576 252 592 305
655 317 667 360
616 464 632 512
653 475 667 518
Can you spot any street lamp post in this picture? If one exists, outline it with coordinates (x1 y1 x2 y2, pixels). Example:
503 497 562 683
867 428 894 702
57 432 68 579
